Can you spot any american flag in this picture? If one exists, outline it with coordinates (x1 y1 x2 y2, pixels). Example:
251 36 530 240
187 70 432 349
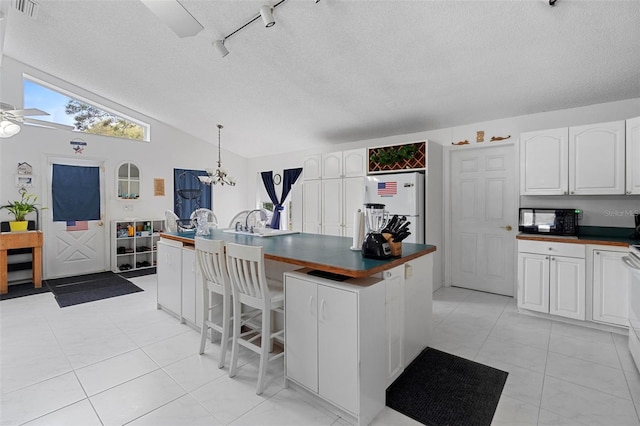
378 181 397 196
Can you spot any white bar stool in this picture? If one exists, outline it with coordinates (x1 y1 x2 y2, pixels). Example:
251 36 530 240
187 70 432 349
195 238 231 368
225 242 284 395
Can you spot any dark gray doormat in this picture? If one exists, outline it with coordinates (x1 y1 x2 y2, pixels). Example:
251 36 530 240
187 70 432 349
45 272 143 308
0 282 51 301
386 347 508 426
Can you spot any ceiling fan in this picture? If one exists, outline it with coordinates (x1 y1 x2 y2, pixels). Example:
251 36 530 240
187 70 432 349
0 102 73 138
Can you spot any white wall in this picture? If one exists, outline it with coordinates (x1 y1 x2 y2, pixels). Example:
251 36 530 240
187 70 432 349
0 57 248 238
248 97 640 228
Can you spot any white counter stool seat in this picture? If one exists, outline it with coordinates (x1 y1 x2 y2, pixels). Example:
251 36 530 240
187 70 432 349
195 238 231 368
225 242 284 395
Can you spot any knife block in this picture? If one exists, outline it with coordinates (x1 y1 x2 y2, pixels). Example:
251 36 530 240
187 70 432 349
383 233 402 257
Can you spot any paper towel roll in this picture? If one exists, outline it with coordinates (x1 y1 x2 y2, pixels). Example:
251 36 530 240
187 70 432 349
351 210 365 250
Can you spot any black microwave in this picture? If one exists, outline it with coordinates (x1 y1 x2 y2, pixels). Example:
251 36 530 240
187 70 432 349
519 208 581 236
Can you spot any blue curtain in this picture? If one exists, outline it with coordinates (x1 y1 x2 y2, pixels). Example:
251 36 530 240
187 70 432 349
52 164 100 221
173 169 211 220
261 168 303 229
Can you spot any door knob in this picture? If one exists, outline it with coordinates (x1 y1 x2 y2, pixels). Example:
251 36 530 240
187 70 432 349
500 225 512 231
97 222 104 226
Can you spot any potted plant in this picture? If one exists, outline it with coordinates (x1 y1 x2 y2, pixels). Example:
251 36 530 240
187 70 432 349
1 188 46 231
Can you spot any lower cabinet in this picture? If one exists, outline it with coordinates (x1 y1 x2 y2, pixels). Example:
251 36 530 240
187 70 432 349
384 266 404 386
591 246 629 327
284 270 385 426
157 239 182 316
517 240 585 320
181 246 204 326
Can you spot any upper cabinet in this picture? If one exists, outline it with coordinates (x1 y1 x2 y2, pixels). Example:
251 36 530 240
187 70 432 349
304 149 366 180
303 154 322 180
520 128 568 195
569 120 625 195
117 162 140 199
520 120 626 195
627 116 640 195
322 149 367 179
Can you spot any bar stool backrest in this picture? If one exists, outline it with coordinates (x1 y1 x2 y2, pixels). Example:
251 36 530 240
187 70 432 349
195 238 228 290
226 242 269 304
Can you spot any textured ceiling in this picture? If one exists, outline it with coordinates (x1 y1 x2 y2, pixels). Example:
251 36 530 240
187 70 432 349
2 0 639 157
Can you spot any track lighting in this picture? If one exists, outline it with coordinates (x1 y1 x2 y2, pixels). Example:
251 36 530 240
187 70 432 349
214 0 306 58
213 40 229 58
260 5 276 27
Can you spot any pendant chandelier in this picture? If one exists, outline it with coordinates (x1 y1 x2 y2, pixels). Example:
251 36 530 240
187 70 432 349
199 124 236 186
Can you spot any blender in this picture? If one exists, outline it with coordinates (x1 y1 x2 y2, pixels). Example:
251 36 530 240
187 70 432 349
362 203 392 259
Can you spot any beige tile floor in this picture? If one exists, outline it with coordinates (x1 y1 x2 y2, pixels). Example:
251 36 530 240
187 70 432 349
1 276 639 425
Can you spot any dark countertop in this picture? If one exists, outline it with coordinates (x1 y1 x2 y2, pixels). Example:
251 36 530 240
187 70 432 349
160 229 437 278
516 226 639 247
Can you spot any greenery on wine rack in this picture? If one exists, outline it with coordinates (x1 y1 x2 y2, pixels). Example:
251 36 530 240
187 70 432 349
369 144 418 166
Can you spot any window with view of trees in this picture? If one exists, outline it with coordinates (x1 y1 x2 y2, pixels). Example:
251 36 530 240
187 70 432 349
23 77 149 141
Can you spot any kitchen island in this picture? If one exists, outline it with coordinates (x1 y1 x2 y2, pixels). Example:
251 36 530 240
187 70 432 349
159 229 436 278
156 229 436 425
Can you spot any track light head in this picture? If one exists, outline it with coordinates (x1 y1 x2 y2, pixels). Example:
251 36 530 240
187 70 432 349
260 5 275 28
213 40 229 58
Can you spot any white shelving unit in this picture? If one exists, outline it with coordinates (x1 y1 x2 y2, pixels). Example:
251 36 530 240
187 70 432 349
111 219 164 272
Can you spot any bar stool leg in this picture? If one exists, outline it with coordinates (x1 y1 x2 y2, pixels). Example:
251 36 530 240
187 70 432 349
256 304 271 395
229 297 242 378
219 291 231 368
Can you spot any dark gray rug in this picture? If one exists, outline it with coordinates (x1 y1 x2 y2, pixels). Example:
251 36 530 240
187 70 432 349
386 347 508 426
0 282 51 301
45 272 143 308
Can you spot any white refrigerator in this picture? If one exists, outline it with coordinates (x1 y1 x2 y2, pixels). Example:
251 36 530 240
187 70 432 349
364 172 424 244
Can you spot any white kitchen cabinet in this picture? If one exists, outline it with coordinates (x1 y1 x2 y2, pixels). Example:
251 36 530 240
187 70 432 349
322 149 367 179
157 239 182 316
403 255 433 364
180 246 204 326
322 176 364 237
591 247 629 327
343 149 367 177
549 255 585 320
627 116 640 195
305 177 364 237
284 270 385 426
569 120 626 195
520 120 626 196
343 177 365 237
384 266 404 386
322 152 343 179
517 240 585 320
303 154 322 180
518 252 550 313
321 179 343 236
302 179 322 234
520 127 569 195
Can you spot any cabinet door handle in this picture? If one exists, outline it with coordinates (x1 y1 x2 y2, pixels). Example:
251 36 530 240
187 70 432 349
500 225 512 231
545 256 549 260
320 299 327 321
308 296 315 316
596 251 600 255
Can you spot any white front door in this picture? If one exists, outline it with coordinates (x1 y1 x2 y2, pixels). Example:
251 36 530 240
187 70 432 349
448 144 516 296
44 157 107 279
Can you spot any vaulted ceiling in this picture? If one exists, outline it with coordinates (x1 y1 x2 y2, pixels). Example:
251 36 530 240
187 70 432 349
2 0 639 157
